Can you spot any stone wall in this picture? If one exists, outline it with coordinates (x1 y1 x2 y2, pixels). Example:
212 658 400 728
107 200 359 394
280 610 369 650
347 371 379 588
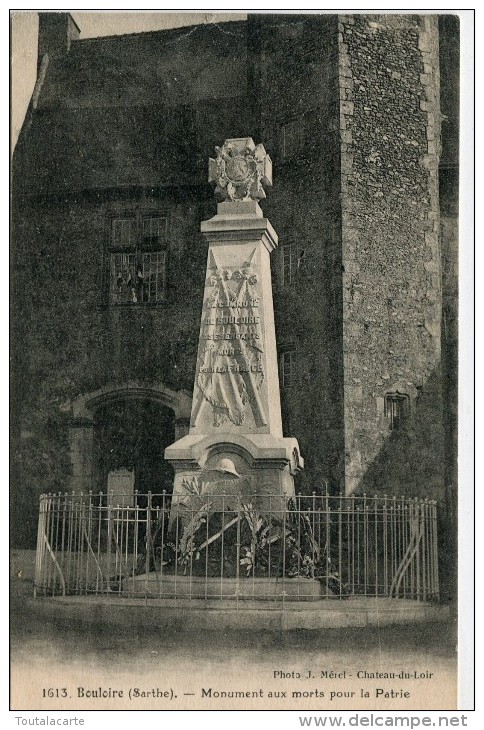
13 191 211 395
254 16 346 491
438 14 459 521
12 187 212 544
338 14 444 498
15 20 251 197
12 18 303 546
12 14 456 547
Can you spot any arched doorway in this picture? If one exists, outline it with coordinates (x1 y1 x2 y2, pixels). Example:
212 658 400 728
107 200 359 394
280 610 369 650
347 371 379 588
93 398 175 495
68 382 192 495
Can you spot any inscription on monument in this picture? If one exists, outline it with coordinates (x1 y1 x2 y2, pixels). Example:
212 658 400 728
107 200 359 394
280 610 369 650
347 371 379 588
195 248 266 427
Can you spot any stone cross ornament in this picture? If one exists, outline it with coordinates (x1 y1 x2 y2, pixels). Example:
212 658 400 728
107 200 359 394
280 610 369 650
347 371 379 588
208 137 273 202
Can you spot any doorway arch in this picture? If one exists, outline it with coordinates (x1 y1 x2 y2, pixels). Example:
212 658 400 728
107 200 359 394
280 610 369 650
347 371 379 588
67 382 192 494
93 397 175 495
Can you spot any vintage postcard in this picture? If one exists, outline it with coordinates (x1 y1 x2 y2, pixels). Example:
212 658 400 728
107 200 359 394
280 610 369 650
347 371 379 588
9 9 473 716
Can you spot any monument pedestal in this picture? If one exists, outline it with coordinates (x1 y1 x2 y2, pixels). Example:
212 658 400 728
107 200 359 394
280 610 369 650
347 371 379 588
126 573 328 601
165 432 302 513
165 138 303 511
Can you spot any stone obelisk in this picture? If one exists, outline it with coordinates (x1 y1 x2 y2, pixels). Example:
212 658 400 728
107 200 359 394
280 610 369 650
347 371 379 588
165 138 303 507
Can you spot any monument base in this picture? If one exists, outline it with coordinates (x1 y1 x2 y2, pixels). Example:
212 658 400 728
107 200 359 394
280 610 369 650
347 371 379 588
125 573 329 601
165 432 304 513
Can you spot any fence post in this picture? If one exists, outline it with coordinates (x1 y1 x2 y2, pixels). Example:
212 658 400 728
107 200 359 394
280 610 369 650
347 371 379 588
159 491 166 597
34 494 46 597
350 493 356 596
282 496 287 609
432 501 440 601
96 492 103 592
236 492 241 607
383 495 388 596
373 494 378 598
145 492 152 592
338 492 343 598
325 489 330 596
414 497 420 600
422 498 429 602
106 492 113 593
363 493 368 596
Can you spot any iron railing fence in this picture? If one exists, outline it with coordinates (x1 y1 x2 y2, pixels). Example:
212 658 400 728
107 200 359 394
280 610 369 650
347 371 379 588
34 491 439 603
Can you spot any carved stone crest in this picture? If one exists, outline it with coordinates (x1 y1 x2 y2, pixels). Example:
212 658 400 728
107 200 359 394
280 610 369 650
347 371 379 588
208 137 273 202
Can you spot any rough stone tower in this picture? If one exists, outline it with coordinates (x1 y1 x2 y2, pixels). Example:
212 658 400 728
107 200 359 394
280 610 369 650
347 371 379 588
337 15 443 496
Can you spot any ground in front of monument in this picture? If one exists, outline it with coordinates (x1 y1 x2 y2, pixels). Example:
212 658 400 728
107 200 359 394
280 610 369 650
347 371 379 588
11 575 457 711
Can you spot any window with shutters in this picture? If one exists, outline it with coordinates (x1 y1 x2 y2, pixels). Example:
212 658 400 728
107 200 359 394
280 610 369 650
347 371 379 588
109 215 167 305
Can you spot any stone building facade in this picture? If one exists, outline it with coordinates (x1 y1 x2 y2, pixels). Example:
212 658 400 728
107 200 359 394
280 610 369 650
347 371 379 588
11 13 458 548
